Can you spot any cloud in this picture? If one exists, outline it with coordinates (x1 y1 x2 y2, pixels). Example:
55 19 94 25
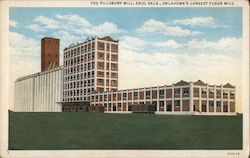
119 36 147 51
84 22 124 37
27 14 125 39
10 20 18 28
34 15 60 29
153 40 183 49
173 16 219 28
26 24 45 32
55 14 90 26
187 37 242 52
9 32 40 57
118 47 241 90
137 19 202 36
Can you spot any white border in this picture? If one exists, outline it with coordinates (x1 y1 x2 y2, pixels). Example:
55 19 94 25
0 0 249 158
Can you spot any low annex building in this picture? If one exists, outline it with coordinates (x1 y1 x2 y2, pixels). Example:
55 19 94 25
90 80 236 115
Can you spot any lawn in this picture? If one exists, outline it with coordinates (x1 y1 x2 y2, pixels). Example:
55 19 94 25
9 112 242 150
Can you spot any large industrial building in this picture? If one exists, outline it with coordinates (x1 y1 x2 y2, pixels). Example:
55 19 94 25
14 66 63 112
14 36 236 115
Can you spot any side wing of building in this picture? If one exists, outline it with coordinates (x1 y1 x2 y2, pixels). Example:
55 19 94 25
14 66 63 112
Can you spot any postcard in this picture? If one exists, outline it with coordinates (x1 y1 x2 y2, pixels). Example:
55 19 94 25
0 0 249 158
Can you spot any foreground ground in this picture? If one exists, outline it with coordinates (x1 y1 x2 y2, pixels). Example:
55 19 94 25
9 112 242 150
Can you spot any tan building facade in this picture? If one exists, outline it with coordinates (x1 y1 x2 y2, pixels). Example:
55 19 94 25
62 36 118 102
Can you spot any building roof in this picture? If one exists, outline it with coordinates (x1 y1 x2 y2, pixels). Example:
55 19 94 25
174 80 189 86
223 83 235 88
193 80 207 86
41 37 60 41
16 65 63 82
98 36 119 42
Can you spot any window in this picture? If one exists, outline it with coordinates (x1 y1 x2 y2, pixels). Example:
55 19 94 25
98 52 104 60
134 92 138 99
209 89 214 96
123 93 127 100
223 91 228 96
97 71 104 77
194 88 199 94
111 80 117 86
111 63 117 70
174 88 180 95
201 89 207 95
146 91 151 96
111 54 118 61
111 44 118 52
98 42 105 50
183 88 189 95
159 101 164 107
174 100 180 107
111 73 117 78
216 101 221 108
159 90 164 96
118 103 121 107
230 91 235 97
98 79 104 85
98 62 104 69
216 90 221 97
209 101 214 107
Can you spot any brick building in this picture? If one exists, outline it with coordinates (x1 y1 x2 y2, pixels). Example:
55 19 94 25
41 37 60 71
90 80 236 115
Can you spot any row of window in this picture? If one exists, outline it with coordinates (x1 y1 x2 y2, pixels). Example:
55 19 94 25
64 42 118 59
63 79 95 89
64 71 95 82
97 62 118 71
63 96 90 102
64 52 95 66
97 42 118 52
64 42 95 58
97 71 118 78
193 88 235 97
64 63 95 75
63 88 94 96
91 88 235 101
97 52 118 61
97 79 118 86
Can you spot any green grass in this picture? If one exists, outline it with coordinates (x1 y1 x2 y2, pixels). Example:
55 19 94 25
9 112 242 150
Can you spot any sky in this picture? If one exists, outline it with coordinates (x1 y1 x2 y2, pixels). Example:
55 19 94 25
9 7 243 111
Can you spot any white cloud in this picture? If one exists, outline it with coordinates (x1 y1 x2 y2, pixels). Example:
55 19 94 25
173 16 218 28
187 37 242 52
9 32 40 57
153 40 183 49
119 36 147 51
10 20 18 28
137 19 202 36
34 15 60 29
84 22 124 36
55 14 90 26
26 24 45 32
118 47 241 90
